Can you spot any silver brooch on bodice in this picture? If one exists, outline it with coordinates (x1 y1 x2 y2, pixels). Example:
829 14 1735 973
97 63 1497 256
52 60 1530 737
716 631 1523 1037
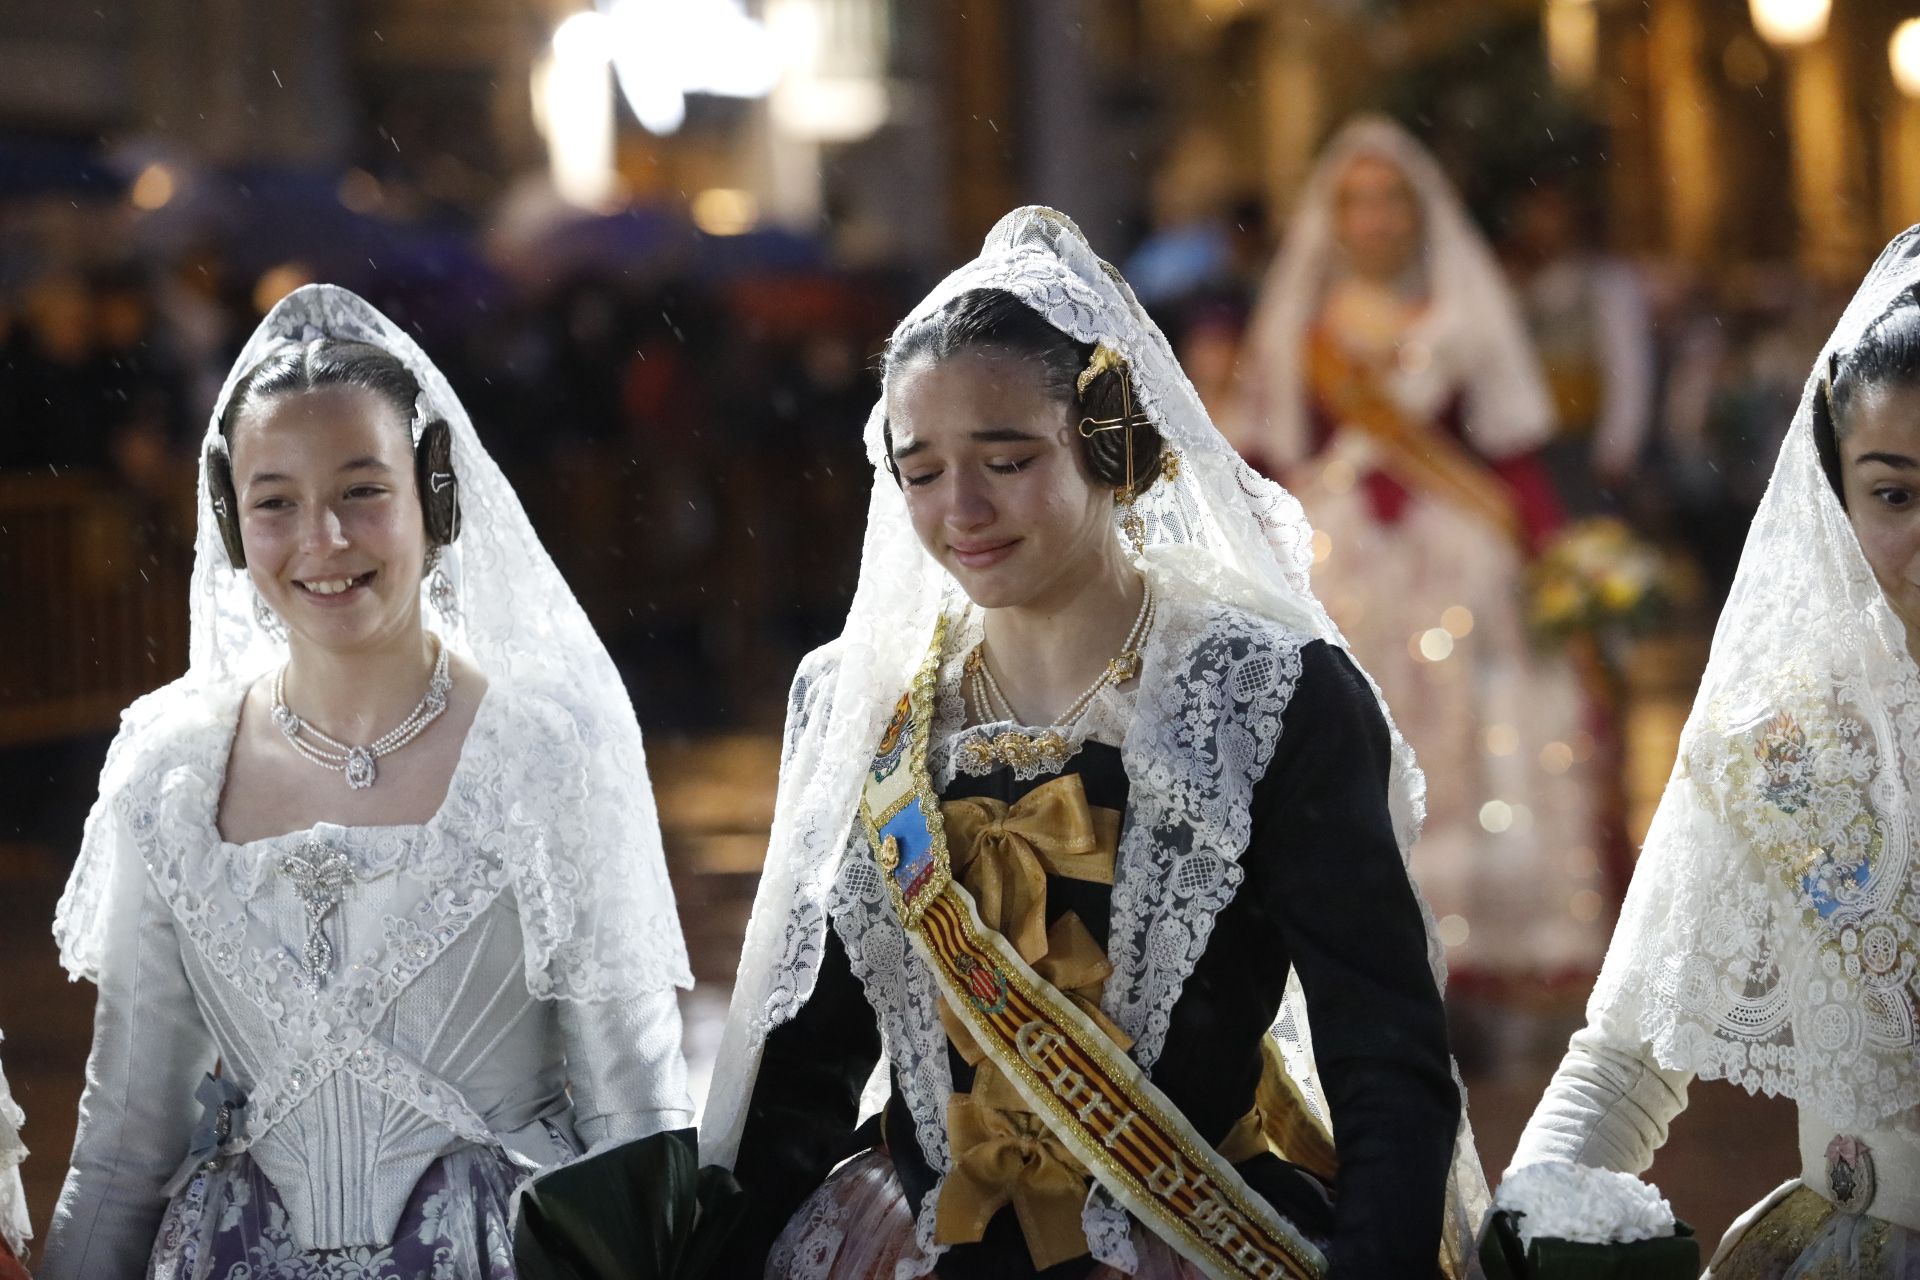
270 639 452 790
281 839 356 988
1825 1134 1877 1214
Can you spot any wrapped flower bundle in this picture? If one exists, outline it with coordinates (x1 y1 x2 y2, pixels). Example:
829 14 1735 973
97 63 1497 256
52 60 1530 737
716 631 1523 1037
1479 1163 1698 1280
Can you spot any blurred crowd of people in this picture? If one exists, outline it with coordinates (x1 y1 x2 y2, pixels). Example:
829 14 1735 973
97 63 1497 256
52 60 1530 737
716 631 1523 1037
0 130 1857 740
0 209 909 727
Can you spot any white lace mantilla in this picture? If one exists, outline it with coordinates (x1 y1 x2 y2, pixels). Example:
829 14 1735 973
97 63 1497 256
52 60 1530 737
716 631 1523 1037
39 284 691 1271
1596 660 1920 1129
54 282 690 1001
1589 226 1920 1133
701 206 1488 1277
0 1033 27 1260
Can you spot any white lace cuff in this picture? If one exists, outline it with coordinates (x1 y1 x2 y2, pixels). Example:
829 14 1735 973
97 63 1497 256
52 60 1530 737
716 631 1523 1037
1494 1161 1677 1247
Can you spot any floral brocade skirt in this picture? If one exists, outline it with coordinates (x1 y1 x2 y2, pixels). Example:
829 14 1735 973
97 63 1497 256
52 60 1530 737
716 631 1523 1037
147 1146 521 1280
1708 1182 1920 1280
767 1149 1207 1280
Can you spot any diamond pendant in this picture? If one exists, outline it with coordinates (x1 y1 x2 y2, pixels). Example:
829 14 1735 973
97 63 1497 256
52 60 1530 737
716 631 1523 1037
344 747 376 790
282 840 356 988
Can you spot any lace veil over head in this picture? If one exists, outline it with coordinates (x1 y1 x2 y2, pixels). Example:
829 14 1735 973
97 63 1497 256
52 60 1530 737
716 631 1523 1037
701 207 1488 1273
0 1033 25 1261
1589 228 1920 1131
53 284 691 1000
1229 115 1555 467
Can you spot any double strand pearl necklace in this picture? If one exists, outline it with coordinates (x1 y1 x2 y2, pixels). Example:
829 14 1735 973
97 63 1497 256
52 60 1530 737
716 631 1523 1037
959 580 1154 774
271 639 453 791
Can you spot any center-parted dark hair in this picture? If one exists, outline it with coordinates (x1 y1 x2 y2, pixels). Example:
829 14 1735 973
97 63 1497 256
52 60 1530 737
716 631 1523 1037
1814 288 1920 505
206 338 460 568
880 288 1164 492
219 339 421 444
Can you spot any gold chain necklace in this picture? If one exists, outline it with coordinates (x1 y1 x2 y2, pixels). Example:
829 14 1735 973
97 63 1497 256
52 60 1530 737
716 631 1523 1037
957 581 1153 774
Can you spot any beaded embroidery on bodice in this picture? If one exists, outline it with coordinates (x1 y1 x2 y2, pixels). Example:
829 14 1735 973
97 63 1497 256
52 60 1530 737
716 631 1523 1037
825 580 1309 1273
108 677 664 1244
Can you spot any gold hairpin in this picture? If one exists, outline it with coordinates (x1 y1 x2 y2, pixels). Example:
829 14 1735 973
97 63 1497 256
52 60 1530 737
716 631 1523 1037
1076 343 1126 398
1078 369 1137 499
1076 351 1147 554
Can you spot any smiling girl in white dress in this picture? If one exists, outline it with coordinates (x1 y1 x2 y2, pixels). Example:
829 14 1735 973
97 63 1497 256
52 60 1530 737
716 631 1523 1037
38 285 693 1279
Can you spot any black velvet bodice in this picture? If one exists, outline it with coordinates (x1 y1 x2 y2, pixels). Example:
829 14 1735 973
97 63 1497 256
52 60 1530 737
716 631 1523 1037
722 640 1459 1280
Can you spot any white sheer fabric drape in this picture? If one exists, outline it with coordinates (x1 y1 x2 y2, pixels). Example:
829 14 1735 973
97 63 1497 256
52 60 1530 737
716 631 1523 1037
1587 228 1920 1134
0 1034 27 1261
53 284 690 1001
700 206 1489 1276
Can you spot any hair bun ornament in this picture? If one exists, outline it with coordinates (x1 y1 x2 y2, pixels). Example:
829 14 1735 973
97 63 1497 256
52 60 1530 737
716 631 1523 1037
205 436 249 570
1077 343 1127 398
415 417 462 546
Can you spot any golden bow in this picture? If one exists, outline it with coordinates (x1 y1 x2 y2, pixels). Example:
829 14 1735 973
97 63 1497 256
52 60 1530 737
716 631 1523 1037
937 1065 1094 1270
938 776 1131 1055
932 776 1133 1269
940 775 1118 964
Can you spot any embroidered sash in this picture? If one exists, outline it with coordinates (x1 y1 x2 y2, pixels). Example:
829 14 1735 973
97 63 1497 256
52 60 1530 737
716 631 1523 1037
1304 326 1525 549
860 617 1327 1280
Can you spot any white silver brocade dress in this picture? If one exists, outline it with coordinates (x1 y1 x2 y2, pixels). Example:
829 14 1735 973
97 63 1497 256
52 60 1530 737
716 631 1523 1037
39 679 694 1279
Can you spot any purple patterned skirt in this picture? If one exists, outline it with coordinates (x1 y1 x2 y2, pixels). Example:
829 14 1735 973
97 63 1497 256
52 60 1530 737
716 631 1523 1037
146 1146 521 1280
768 1149 1209 1279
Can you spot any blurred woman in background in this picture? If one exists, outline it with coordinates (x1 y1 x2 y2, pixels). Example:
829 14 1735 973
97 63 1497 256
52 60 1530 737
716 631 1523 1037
1229 117 1605 996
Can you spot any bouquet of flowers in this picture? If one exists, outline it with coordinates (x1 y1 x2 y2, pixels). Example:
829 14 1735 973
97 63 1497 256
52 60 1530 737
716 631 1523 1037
1528 517 1690 647
1479 1163 1697 1280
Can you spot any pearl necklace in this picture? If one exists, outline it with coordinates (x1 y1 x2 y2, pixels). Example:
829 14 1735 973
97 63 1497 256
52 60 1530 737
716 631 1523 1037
271 640 452 791
959 580 1154 774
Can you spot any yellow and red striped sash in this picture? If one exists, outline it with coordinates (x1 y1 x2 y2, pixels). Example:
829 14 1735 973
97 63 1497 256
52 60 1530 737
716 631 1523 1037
859 617 1326 1280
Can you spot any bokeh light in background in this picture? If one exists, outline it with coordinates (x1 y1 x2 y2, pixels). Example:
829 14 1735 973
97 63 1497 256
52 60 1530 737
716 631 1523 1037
1893 17 1920 97
7 0 1920 1259
1541 0 1597 93
1749 0 1832 47
534 11 619 208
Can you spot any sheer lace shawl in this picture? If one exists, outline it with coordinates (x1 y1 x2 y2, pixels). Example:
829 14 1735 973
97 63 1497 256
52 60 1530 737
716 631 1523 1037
1588 228 1920 1133
47 674 685 1250
65 675 680 1008
806 575 1308 1275
0 1034 25 1259
700 207 1486 1276
53 284 690 999
1228 116 1555 467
